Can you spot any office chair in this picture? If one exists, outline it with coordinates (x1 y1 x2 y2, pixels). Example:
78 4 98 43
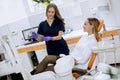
72 19 104 79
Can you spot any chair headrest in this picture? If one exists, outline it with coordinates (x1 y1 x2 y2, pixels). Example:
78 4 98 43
98 19 104 32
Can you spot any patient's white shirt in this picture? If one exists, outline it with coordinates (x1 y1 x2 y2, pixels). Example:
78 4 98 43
70 33 97 69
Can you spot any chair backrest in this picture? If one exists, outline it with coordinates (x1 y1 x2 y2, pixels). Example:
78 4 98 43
87 53 97 70
98 19 104 41
98 19 104 32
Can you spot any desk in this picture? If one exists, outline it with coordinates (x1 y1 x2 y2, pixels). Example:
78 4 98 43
92 42 120 67
17 29 119 54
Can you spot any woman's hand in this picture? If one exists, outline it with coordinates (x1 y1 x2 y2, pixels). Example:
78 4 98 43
31 32 38 39
74 59 78 65
43 36 53 41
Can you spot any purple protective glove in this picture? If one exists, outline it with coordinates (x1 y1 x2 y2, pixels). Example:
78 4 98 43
31 32 38 39
44 36 53 41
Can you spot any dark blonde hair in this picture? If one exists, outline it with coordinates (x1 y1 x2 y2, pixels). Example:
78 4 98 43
87 18 100 41
46 3 64 22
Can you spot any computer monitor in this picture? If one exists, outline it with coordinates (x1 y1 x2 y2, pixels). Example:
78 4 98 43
22 27 38 41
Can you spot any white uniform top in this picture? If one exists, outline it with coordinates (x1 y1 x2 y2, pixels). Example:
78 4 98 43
70 33 97 69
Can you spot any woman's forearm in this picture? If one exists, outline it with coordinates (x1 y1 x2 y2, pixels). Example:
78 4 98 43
52 31 63 41
37 35 44 41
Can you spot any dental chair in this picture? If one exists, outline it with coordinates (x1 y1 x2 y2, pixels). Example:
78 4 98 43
72 19 104 79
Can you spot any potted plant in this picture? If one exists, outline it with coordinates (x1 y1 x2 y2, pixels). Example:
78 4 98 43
33 0 52 3
33 0 52 6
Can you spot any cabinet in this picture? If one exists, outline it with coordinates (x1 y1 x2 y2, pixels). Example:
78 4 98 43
18 49 48 71
35 49 47 63
93 34 120 65
104 35 120 64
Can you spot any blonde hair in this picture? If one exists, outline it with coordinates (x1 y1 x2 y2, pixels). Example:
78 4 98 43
46 3 64 23
87 18 100 41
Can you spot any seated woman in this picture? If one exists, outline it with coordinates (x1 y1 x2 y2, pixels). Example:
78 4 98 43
30 18 100 75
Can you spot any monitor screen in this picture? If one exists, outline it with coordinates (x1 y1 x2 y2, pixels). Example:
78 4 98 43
22 27 38 41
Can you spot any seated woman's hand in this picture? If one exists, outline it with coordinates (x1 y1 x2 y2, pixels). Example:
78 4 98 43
74 59 78 65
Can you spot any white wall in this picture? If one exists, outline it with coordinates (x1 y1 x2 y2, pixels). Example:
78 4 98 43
8 18 31 46
52 0 120 30
110 0 120 26
0 0 27 27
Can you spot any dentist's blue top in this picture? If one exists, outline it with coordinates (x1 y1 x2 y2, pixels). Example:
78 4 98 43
37 19 69 56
